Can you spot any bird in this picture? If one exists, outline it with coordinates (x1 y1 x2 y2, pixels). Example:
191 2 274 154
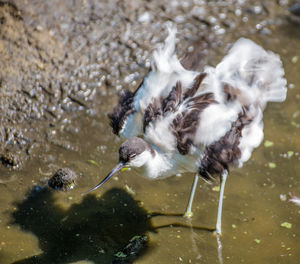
84 26 287 235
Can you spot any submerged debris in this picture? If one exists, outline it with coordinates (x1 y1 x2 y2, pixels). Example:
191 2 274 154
280 194 287 201
281 222 292 229
291 55 299 64
264 140 274 147
267 162 277 169
212 186 220 192
113 235 148 264
254 238 261 244
287 151 294 158
48 168 78 191
87 159 100 167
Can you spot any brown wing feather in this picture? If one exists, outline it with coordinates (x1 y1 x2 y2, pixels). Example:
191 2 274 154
108 79 144 136
162 81 183 113
143 81 184 132
143 98 163 132
183 73 207 99
108 90 135 135
198 108 252 180
172 93 216 155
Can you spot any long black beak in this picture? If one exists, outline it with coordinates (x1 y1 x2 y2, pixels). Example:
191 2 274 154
82 162 125 195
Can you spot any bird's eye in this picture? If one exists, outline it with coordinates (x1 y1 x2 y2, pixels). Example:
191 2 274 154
130 154 137 158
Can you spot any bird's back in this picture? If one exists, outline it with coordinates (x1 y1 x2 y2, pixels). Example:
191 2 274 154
109 28 287 179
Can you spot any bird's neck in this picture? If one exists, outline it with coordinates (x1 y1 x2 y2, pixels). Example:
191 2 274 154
140 145 201 179
142 147 175 179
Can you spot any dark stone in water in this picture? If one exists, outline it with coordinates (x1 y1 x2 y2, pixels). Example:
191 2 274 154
113 235 148 264
289 3 300 16
48 168 78 191
287 3 300 24
0 152 20 168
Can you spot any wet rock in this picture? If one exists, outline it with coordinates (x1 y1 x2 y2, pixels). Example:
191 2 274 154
48 167 78 191
289 2 300 16
288 2 300 24
0 151 20 168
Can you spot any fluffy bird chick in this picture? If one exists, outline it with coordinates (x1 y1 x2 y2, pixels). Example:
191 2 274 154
84 26 287 235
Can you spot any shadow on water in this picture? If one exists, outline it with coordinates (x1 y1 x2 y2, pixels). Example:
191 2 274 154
10 187 154 264
150 212 215 232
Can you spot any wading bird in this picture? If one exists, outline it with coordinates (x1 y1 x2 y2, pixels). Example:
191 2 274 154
85 27 287 234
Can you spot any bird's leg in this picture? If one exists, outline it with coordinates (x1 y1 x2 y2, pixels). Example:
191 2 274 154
184 173 199 218
215 170 228 235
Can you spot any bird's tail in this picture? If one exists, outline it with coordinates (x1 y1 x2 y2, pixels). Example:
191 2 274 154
216 38 287 109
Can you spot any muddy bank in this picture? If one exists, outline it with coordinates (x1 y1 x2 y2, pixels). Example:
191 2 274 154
0 0 294 168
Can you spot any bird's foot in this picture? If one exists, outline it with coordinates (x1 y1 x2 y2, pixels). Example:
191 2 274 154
213 231 222 237
213 228 222 237
183 211 193 218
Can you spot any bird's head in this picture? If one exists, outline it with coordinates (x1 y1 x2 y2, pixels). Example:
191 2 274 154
83 137 153 194
118 136 153 167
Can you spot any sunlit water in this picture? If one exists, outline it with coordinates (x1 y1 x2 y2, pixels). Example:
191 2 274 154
1 8 300 264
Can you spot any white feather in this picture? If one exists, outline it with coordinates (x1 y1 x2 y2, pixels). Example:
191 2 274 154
194 103 241 146
143 151 174 179
214 38 287 108
127 150 153 167
152 25 183 73
238 109 264 166
144 114 177 153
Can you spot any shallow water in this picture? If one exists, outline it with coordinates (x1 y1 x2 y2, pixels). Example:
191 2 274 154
1 3 300 264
